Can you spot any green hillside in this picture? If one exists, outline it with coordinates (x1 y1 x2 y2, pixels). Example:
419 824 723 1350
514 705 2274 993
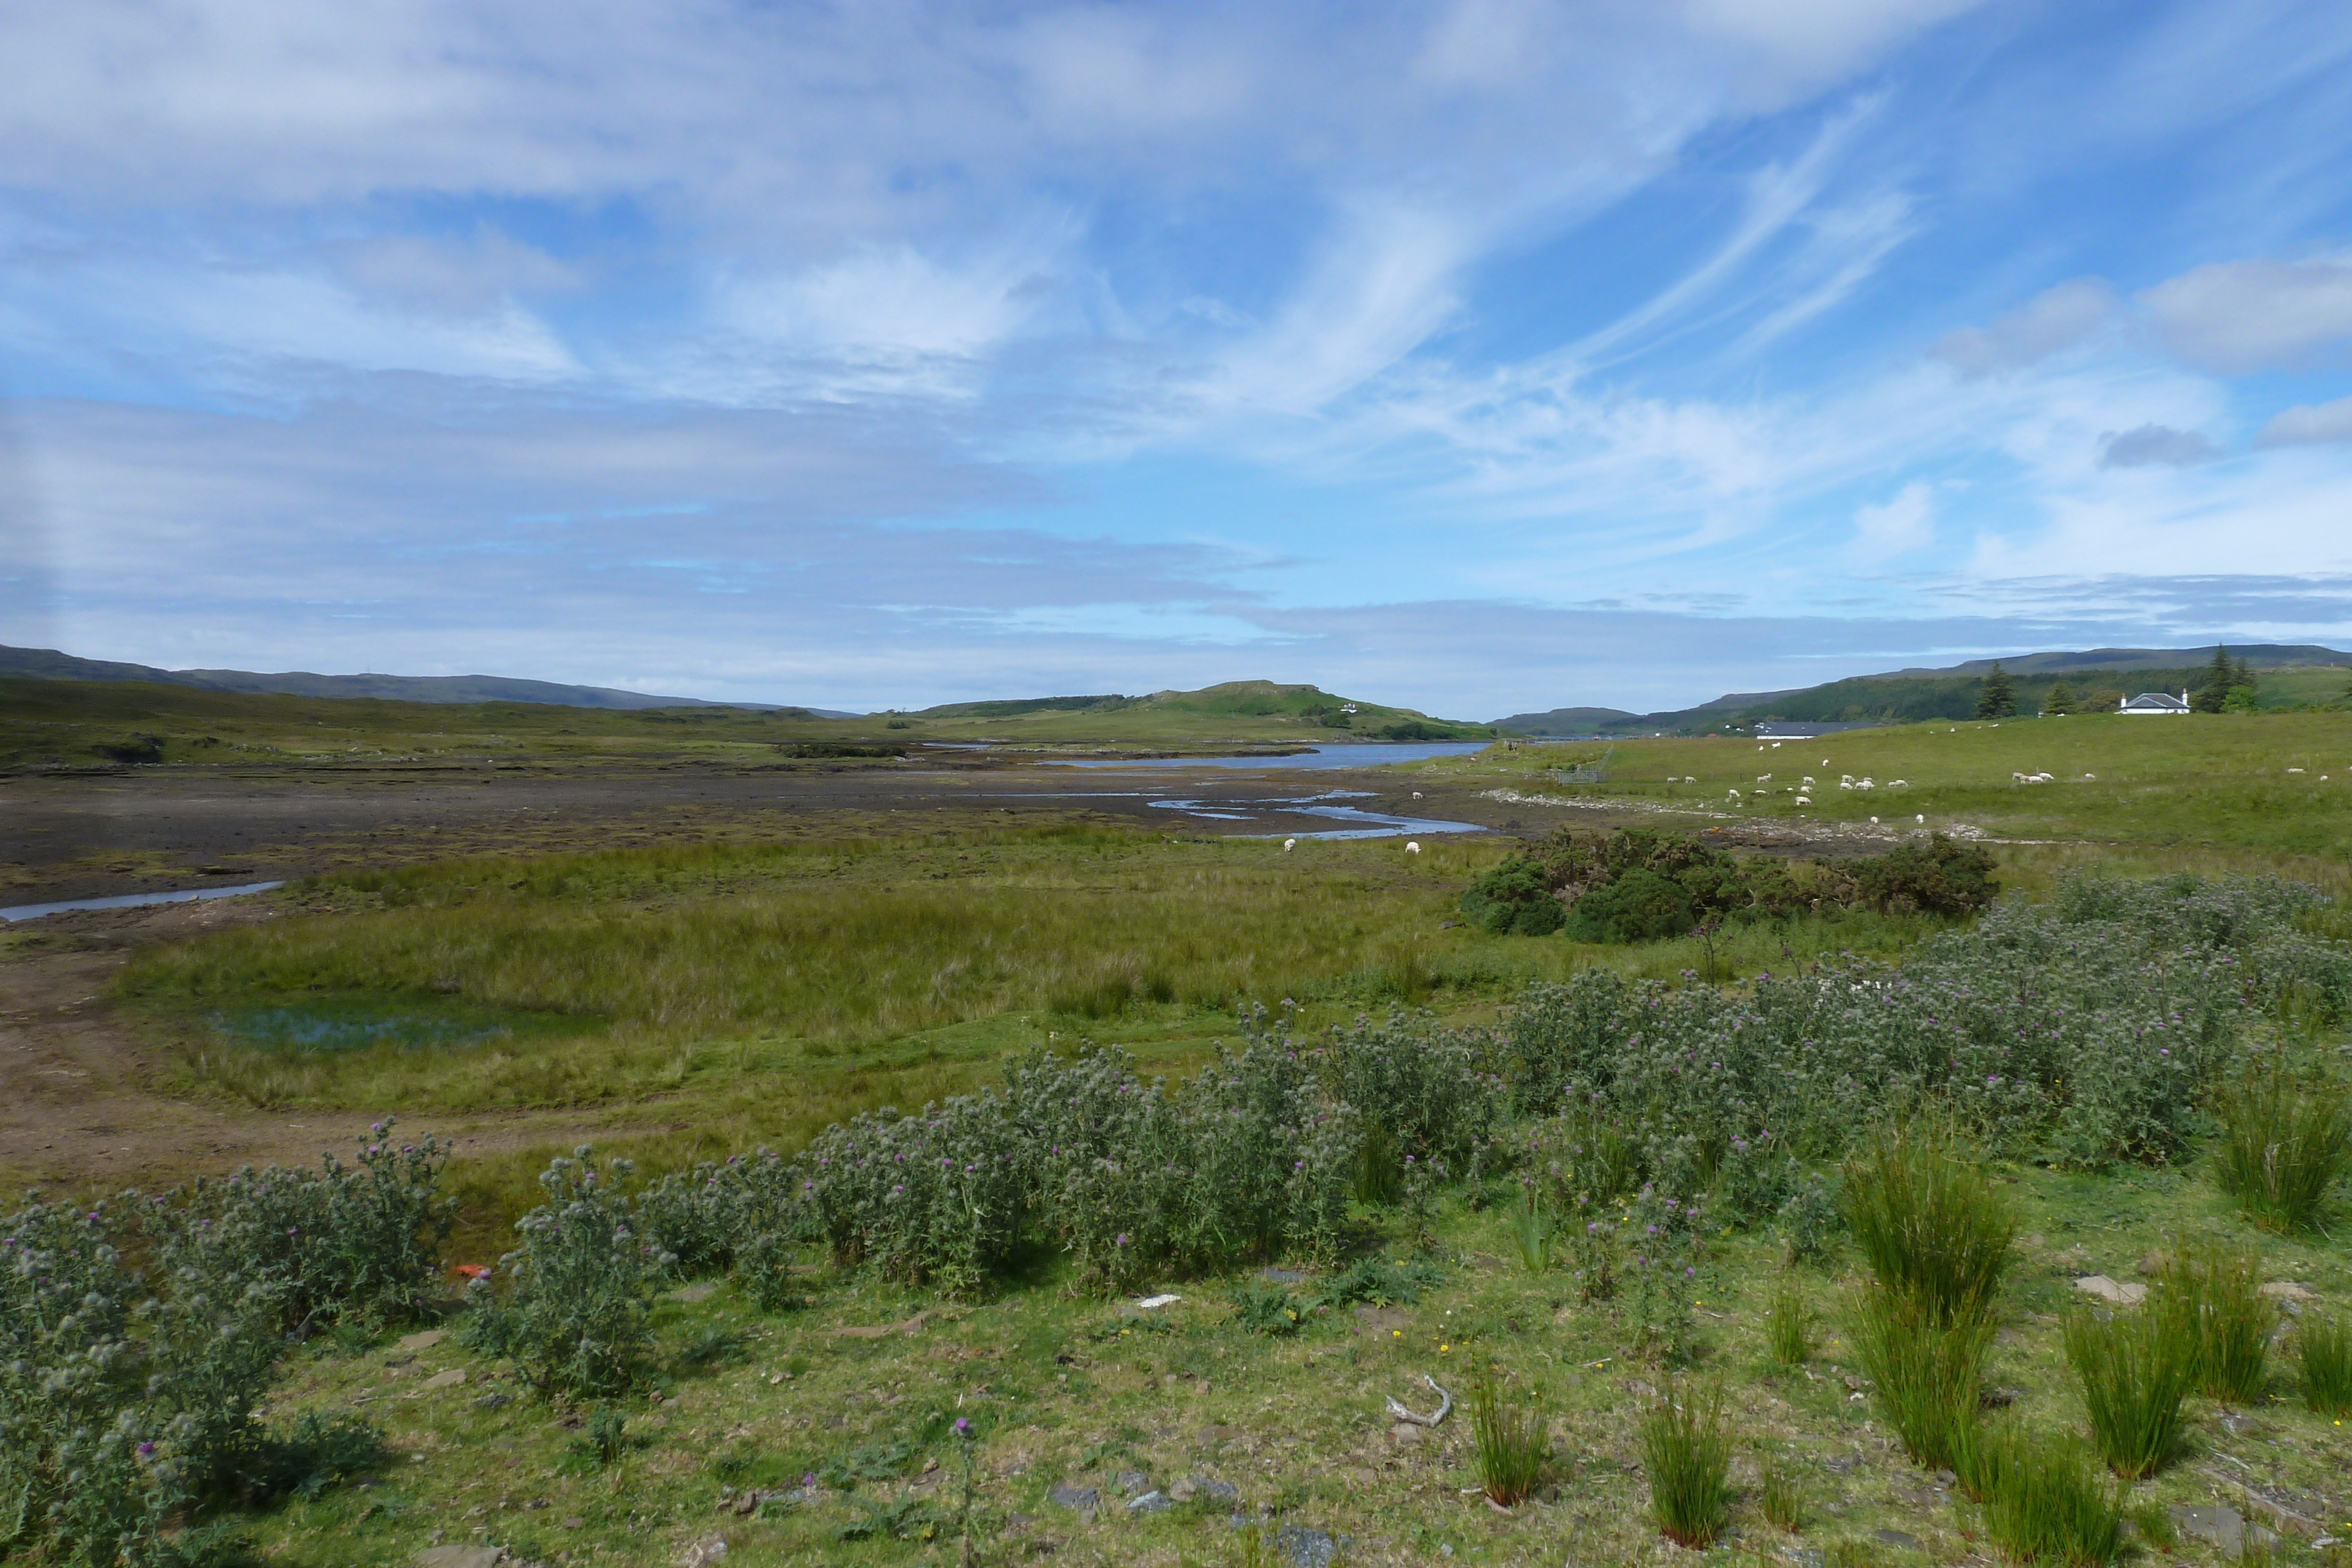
0 674 1492 771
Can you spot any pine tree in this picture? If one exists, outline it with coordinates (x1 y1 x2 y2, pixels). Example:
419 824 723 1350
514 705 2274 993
1975 663 2017 719
2043 679 2077 716
2194 646 2234 713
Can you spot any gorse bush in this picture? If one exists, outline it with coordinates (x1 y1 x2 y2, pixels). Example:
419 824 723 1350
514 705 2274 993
1468 1365 1547 1507
1642 1382 1732 1548
2209 1054 2352 1232
2064 1306 2196 1479
2154 1239 2271 1402
1459 854 1565 936
465 1149 670 1399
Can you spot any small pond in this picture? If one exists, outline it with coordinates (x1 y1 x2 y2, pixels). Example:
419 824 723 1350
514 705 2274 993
204 993 596 1055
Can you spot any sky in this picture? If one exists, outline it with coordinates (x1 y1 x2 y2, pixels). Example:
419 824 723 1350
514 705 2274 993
5 0 2352 718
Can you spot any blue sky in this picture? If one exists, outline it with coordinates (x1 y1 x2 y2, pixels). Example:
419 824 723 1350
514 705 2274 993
5 0 2352 717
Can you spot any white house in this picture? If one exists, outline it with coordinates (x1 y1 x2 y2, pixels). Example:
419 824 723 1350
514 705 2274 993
2119 690 2190 714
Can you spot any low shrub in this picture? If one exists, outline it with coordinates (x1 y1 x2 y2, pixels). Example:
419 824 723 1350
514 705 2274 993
146 1121 456 1335
2064 1306 2196 1479
1841 1118 2014 1325
1564 865 1695 943
1315 1010 1505 1174
1776 1175 1845 1266
1459 854 1565 935
796 1094 1027 1295
2154 1239 2272 1402
2209 1054 2351 1232
1642 1382 1732 1548
1852 836 2000 917
1310 1253 1445 1309
2296 1313 2352 1415
463 1149 670 1400
1468 1365 1548 1507
1976 1433 2125 1567
735 1230 810 1312
1849 1283 1994 1469
1227 1281 1306 1337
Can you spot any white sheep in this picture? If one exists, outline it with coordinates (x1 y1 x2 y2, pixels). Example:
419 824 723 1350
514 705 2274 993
1869 815 1880 824
1915 814 1925 824
1728 788 1742 800
1801 776 1816 787
1683 775 1697 784
2083 773 2096 781
1795 794 1812 804
1772 741 1782 748
2288 767 2306 774
1857 778 1875 791
1405 841 1421 854
1283 838 1296 852
1888 779 1907 788
1757 774 1773 784
1412 790 1424 798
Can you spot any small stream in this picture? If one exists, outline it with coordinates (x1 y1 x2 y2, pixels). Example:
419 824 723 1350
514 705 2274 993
1012 787 1486 840
0 881 285 924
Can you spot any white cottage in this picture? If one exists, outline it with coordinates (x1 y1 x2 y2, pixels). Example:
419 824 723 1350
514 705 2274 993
2119 690 2191 714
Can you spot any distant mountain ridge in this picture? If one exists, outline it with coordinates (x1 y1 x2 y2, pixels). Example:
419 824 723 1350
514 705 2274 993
1496 644 2352 735
0 644 856 716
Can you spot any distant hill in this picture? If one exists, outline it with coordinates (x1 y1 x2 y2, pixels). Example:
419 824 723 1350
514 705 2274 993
0 644 854 716
911 680 1495 740
1496 644 2352 735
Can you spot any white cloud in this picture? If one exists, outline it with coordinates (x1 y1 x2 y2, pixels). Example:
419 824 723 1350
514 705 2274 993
1932 279 2117 377
1680 0 1989 100
2140 255 2352 374
1853 481 1935 557
2097 423 2221 469
2254 395 2352 447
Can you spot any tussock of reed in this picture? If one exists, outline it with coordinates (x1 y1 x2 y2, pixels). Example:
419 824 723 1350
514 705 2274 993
2209 1054 2352 1233
2064 1306 2196 1479
1849 1283 1994 1469
2154 1238 2273 1403
1765 1283 1811 1368
1841 1116 2016 1325
1468 1364 1548 1507
2297 1313 2352 1415
1642 1382 1732 1548
1976 1433 2126 1567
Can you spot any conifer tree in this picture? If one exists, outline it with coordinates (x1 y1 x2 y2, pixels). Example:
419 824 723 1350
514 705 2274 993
2043 678 2077 716
2194 645 2235 713
1975 663 2017 719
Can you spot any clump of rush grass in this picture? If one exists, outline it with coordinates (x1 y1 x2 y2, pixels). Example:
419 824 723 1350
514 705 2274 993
2064 1305 2197 1479
1976 1433 2125 1567
1841 1114 2016 1325
1642 1381 1732 1549
1509 1182 1556 1275
1765 1282 1812 1368
1949 1413 2021 1505
1759 1456 1804 1533
2209 1053 2352 1233
2155 1238 2273 1403
2295 1312 2352 1415
1468 1363 1548 1508
1849 1282 1994 1469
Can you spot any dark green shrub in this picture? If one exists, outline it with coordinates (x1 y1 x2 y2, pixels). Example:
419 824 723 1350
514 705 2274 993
1642 1382 1731 1548
2064 1306 2196 1479
463 1148 669 1399
2209 1055 2351 1232
1459 855 1564 935
1469 1365 1548 1507
1565 867 1695 943
1850 835 1999 917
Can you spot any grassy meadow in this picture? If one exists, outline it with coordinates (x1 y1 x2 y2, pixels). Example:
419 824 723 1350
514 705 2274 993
1451 708 2352 860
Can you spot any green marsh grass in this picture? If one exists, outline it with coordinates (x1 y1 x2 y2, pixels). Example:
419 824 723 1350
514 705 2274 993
2156 1238 2273 1402
1642 1382 1732 1548
1841 1116 2016 1325
2297 1313 2352 1415
1468 1364 1548 1507
1765 1282 1811 1367
1849 1282 1994 1468
2064 1305 2197 1478
1759 1457 1804 1532
2210 1055 2352 1232
1976 1433 2126 1567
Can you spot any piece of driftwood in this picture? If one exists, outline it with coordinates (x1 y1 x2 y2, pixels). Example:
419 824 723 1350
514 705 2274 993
1385 1374 1453 1427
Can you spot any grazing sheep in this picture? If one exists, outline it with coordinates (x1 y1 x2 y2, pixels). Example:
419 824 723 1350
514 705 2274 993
1887 779 1907 788
1915 814 1925 824
1801 776 1816 787
1869 815 1880 824
1857 778 1875 790
2288 767 2306 774
1405 841 1421 854
2083 773 2096 780
1683 775 1697 784
1795 794 1812 804
1757 774 1772 783
1283 838 1296 852
1728 788 1742 800
1772 741 1782 748
1412 790 1424 798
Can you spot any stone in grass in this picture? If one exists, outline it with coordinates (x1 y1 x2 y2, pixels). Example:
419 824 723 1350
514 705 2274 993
2170 1506 2279 1556
395 1330 449 1353
1259 1268 1305 1285
1048 1483 1100 1515
668 1282 717 1304
1114 1469 1150 1496
1128 1491 1172 1515
1388 1423 1424 1447
1871 1529 1923 1551
2073 1275 2147 1307
1275 1524 1350 1568
413 1549 506 1568
415 1368 467 1392
1190 1477 1240 1505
